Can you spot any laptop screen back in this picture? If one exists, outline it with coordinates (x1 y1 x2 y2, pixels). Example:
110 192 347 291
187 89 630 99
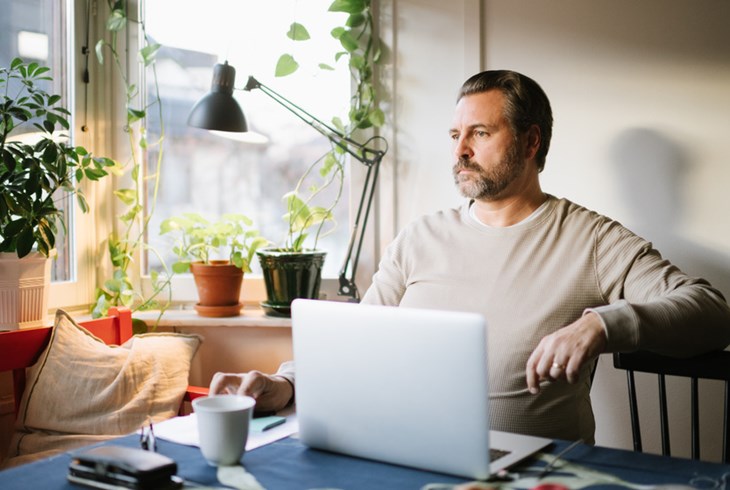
291 299 492 480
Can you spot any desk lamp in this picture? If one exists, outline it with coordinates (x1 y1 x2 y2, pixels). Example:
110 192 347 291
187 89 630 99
187 61 387 301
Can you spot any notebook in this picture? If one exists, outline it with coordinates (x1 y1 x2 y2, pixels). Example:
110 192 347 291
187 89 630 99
290 299 552 480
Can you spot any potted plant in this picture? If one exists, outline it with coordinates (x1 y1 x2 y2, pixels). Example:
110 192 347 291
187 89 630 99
0 58 116 329
256 164 338 316
160 212 268 317
257 0 385 316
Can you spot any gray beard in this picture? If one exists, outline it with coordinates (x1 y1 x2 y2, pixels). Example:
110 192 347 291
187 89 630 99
452 144 524 200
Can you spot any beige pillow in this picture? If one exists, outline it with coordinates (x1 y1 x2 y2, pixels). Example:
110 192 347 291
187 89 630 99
6 309 201 464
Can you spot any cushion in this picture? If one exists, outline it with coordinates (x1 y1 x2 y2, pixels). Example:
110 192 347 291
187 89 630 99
5 309 201 466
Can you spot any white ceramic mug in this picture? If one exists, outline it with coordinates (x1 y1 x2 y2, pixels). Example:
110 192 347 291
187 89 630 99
192 395 256 466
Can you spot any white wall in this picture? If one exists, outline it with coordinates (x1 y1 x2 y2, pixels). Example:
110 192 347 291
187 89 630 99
387 0 730 460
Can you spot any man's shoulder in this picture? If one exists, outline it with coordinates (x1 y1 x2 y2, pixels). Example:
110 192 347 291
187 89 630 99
550 196 642 241
550 196 613 226
407 203 467 227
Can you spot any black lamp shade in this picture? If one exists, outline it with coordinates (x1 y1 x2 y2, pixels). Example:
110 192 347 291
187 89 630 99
187 62 248 132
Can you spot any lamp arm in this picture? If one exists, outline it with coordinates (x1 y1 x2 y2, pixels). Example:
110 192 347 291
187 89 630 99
338 152 383 301
244 76 387 301
244 76 382 167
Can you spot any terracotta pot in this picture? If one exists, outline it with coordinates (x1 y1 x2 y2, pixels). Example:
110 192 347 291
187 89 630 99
189 261 243 317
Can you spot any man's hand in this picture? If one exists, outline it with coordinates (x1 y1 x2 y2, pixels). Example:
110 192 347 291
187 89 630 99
525 312 607 394
208 371 293 413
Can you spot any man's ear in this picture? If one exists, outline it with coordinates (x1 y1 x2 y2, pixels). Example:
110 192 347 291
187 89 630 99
524 125 541 160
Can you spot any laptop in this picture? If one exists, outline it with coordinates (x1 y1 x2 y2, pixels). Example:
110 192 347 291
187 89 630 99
290 299 552 480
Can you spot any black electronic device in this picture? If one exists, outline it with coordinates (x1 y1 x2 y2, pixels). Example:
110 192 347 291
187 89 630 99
67 445 183 490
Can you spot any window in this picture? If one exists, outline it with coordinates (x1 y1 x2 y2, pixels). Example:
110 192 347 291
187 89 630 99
0 0 83 289
143 0 352 301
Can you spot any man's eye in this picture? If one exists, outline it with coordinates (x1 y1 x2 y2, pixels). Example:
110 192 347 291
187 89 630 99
449 133 459 141
475 131 488 138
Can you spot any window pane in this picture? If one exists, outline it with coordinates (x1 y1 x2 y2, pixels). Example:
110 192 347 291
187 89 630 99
0 0 72 282
144 0 351 279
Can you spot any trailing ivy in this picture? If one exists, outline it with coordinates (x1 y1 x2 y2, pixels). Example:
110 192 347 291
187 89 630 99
92 0 172 330
274 0 385 252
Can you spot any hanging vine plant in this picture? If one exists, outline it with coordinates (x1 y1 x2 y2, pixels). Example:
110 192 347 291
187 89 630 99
272 0 386 252
91 0 172 329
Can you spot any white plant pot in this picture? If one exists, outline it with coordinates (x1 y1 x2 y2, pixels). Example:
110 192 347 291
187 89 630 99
0 251 53 330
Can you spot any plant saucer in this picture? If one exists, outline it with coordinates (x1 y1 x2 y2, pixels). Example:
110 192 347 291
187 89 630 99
260 301 292 318
194 302 243 318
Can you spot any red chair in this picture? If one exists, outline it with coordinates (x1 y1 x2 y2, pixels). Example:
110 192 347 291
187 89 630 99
0 307 208 417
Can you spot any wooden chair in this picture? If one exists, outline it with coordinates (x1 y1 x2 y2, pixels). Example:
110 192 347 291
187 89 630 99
0 307 208 417
613 350 730 462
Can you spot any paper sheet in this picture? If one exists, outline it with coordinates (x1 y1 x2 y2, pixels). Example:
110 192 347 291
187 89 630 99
153 407 298 450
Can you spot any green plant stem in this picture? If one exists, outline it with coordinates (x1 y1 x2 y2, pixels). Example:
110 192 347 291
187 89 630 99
286 146 344 249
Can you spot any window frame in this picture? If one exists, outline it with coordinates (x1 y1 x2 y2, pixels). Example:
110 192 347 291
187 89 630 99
48 0 388 310
47 0 101 310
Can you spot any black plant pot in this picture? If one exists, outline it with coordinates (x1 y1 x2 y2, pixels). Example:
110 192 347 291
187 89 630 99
257 248 326 317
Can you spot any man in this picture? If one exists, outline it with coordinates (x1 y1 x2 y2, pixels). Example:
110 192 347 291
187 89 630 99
210 70 730 443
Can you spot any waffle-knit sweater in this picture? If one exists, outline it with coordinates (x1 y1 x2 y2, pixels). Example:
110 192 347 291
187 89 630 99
356 195 730 442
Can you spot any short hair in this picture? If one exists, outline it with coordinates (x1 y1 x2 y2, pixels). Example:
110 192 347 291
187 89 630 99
458 70 553 172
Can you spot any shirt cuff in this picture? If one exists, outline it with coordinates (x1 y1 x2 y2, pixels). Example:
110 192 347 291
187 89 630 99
584 300 640 352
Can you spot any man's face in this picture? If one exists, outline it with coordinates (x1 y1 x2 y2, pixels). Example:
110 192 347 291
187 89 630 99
449 90 525 201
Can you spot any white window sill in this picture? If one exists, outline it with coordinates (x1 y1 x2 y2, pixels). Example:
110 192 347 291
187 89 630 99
133 306 292 329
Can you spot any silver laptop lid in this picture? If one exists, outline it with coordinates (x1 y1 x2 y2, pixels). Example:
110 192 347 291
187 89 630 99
291 299 492 480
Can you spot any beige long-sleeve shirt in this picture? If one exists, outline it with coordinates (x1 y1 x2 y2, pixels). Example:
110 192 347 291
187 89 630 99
358 195 730 442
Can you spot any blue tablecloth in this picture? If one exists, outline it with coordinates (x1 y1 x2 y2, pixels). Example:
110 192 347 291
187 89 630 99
2 435 730 489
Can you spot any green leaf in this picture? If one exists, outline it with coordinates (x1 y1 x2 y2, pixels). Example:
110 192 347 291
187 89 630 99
320 152 338 176
172 261 191 274
275 54 299 77
328 0 366 14
2 149 16 172
42 143 57 164
368 107 385 127
77 193 90 213
84 167 108 180
350 54 365 70
319 63 335 71
331 116 346 132
139 43 161 67
292 233 307 251
286 23 311 41
114 188 137 206
106 9 127 32
132 319 149 335
55 114 70 129
95 40 105 64
331 27 346 40
339 31 359 52
373 41 383 63
91 294 109 319
17 225 34 258
127 108 146 123
104 277 122 293
346 13 366 27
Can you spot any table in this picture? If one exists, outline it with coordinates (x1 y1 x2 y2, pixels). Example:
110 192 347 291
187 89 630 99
2 434 730 489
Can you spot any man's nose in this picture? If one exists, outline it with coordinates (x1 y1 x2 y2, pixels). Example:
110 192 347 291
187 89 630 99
454 137 473 160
